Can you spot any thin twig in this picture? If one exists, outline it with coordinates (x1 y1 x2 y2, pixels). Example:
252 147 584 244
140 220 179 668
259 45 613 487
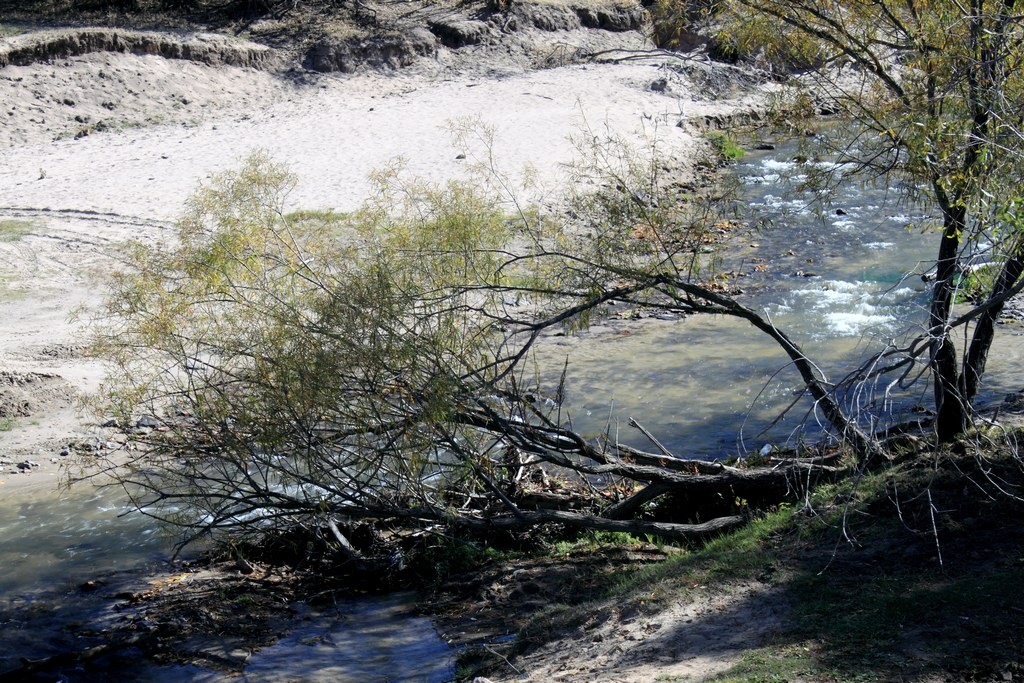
628 417 676 458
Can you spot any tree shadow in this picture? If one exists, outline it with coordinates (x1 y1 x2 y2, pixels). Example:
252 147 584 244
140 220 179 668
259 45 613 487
615 454 1024 681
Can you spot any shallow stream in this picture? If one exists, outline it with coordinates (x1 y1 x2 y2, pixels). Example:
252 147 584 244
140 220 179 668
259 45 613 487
548 138 1024 456
2 138 1023 679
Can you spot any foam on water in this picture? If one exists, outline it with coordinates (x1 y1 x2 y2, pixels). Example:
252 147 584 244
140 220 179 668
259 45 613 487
824 309 894 336
783 280 904 336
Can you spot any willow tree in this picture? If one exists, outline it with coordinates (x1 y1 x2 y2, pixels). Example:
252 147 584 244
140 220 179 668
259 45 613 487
660 0 1024 441
85 139 878 554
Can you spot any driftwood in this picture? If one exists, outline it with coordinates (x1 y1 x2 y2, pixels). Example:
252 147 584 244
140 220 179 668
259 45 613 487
322 502 745 541
453 509 746 540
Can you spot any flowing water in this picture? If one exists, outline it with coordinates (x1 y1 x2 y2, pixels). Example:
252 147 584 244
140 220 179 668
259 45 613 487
545 138 1024 457
3 138 1023 679
0 478 175 672
0 480 457 679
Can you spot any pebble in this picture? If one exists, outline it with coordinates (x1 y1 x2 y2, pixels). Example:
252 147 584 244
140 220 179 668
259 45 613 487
136 415 161 429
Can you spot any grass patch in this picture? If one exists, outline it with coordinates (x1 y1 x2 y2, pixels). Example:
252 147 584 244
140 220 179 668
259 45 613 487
284 209 349 224
710 645 832 683
708 450 1024 682
502 506 800 664
712 561 1024 682
0 417 16 431
707 131 745 161
0 23 28 37
0 220 33 242
609 505 796 606
474 447 1024 682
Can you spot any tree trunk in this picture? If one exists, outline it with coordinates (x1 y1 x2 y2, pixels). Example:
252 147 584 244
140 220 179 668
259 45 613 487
963 245 1024 402
930 209 968 442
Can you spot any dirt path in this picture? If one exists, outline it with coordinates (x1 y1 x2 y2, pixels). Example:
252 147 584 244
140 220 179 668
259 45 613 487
431 548 789 682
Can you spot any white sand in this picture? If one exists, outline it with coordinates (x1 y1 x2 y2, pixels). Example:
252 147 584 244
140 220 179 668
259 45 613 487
0 27 768 484
0 26 784 680
0 57 748 219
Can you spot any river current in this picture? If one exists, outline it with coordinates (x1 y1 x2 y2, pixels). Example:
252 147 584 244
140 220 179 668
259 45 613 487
550 138 1024 457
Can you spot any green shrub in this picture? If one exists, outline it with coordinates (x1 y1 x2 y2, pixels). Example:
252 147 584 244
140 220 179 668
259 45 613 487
707 131 745 161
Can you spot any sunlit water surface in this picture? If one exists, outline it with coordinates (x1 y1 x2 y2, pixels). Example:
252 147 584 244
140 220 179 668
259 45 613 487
541 140 1024 456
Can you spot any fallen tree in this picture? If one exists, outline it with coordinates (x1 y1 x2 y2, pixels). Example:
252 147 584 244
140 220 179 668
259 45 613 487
79 142 885 554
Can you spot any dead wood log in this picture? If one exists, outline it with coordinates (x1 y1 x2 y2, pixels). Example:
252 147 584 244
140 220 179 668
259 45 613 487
603 482 673 520
326 517 364 562
611 443 733 475
513 490 588 511
451 509 746 540
325 502 744 541
627 417 676 457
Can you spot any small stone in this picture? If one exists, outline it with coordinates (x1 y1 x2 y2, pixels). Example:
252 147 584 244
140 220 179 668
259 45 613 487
650 78 669 92
455 153 466 160
136 415 161 429
62 98 75 106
